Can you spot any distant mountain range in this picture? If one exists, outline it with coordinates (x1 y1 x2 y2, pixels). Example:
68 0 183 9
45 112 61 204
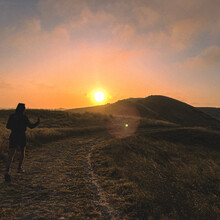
68 95 220 129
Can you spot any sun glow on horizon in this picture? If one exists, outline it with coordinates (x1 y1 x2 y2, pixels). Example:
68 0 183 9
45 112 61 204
94 91 105 103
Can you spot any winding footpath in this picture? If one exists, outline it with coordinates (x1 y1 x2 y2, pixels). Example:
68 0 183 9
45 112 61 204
0 135 119 219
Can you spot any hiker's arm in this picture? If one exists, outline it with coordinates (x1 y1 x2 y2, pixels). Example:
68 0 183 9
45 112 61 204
6 115 14 130
26 117 40 129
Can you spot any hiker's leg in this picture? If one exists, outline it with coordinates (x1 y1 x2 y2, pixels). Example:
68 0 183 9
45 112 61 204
5 148 16 173
18 146 26 170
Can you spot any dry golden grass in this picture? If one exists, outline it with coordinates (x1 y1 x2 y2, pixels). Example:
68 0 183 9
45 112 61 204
0 136 104 219
0 109 176 160
91 128 220 219
0 109 108 160
1 109 219 218
0 125 9 160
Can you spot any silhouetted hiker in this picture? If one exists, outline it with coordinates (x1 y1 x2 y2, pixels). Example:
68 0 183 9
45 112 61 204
4 103 40 182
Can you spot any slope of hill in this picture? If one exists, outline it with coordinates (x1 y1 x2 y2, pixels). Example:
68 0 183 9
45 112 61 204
198 107 220 121
68 95 220 128
1 106 220 218
92 127 220 219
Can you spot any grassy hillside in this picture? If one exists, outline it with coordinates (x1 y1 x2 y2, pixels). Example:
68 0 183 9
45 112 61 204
1 99 220 219
0 109 109 160
0 109 176 160
92 127 220 219
69 95 220 129
198 107 220 121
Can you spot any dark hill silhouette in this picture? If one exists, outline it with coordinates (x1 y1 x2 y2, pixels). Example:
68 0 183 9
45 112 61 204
198 107 220 121
68 95 220 128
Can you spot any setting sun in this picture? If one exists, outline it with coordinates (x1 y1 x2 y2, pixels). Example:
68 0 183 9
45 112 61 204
94 91 105 103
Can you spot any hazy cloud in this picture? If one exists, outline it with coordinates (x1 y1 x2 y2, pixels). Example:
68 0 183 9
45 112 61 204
0 0 220 107
133 6 159 28
183 46 220 69
0 78 13 90
2 18 70 50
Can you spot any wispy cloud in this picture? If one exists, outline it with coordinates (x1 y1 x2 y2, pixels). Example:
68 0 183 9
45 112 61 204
0 0 220 107
182 46 220 69
0 79 13 90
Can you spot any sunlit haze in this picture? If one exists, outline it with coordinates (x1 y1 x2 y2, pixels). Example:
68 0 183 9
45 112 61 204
0 0 220 109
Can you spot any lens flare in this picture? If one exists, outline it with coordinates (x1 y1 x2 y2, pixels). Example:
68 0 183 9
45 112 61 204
106 105 140 139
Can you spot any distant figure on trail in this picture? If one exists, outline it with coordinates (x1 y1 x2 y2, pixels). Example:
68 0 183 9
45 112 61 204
4 103 40 182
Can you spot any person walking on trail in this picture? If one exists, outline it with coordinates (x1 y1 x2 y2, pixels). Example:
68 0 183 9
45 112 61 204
4 103 40 182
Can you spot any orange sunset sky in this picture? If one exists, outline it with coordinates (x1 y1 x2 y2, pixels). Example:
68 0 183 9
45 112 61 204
0 0 220 109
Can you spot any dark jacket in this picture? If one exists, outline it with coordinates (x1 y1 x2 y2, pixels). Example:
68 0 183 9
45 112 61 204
6 113 39 134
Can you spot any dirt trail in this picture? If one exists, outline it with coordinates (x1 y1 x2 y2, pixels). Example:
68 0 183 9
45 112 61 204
0 135 119 219
0 127 185 219
85 143 120 220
